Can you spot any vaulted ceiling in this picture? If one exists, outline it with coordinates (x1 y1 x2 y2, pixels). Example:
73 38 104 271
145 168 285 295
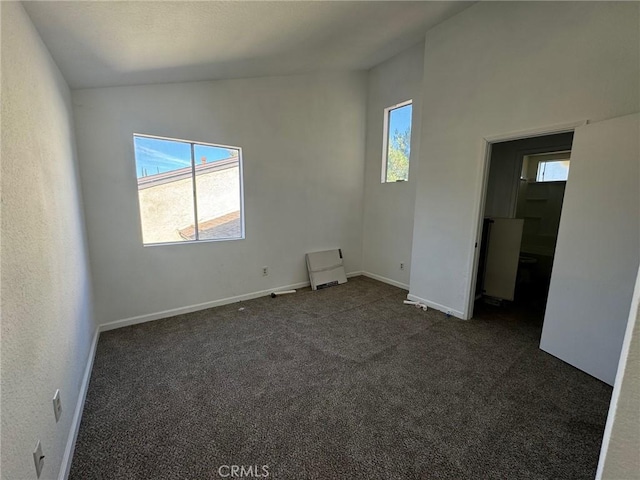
23 1 474 89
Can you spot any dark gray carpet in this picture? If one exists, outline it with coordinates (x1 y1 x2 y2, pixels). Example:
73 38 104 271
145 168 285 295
70 276 611 479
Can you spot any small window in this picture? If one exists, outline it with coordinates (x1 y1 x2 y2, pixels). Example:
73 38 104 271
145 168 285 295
536 159 570 182
382 100 412 183
521 151 571 183
133 134 244 245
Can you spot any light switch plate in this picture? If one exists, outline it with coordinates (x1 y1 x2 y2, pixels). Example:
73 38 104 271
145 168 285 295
52 389 62 422
33 440 44 478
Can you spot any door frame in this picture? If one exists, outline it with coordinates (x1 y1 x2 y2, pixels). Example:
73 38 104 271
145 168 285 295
465 120 587 319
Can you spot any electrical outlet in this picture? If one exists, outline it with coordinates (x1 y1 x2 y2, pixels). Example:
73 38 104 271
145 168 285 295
262 266 268 276
400 262 405 271
33 440 44 478
52 390 62 422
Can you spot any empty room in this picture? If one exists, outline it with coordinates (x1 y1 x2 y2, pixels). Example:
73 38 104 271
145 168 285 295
2 1 639 479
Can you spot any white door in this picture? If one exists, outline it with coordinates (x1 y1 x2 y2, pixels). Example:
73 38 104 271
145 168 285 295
483 218 524 301
540 113 639 385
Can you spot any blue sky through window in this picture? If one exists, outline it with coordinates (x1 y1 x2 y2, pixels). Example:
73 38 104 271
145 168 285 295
194 144 237 168
384 102 412 183
134 136 235 178
389 104 412 137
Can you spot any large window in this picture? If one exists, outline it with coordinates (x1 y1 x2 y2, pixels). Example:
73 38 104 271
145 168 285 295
382 100 412 183
133 134 244 245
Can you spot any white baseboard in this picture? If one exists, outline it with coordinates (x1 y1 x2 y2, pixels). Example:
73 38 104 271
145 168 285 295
99 281 309 332
406 293 466 319
100 271 363 332
58 328 100 480
361 271 409 290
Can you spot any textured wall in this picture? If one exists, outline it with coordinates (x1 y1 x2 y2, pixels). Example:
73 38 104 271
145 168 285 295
72 72 367 326
361 42 424 288
409 1 639 317
1 3 96 479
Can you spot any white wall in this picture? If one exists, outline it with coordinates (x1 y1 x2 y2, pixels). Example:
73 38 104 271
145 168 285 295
598 265 640 479
72 73 367 326
409 1 639 317
1 3 96 479
540 113 639 385
362 42 424 289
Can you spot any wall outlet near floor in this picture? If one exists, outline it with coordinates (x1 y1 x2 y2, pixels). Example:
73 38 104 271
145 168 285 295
400 262 405 271
262 266 268 276
33 440 44 478
52 389 62 422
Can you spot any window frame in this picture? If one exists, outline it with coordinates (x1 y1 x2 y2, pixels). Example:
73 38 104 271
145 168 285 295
133 133 245 247
521 150 571 183
381 99 413 183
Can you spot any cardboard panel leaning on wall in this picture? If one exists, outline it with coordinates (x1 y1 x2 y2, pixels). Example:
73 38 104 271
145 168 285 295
1 2 96 479
72 72 367 326
540 113 640 385
409 1 639 317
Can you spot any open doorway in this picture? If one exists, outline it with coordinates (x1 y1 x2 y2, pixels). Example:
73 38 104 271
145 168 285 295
473 132 574 325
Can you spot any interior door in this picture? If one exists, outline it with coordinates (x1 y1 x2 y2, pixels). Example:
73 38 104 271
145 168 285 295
483 218 524 300
540 113 639 385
